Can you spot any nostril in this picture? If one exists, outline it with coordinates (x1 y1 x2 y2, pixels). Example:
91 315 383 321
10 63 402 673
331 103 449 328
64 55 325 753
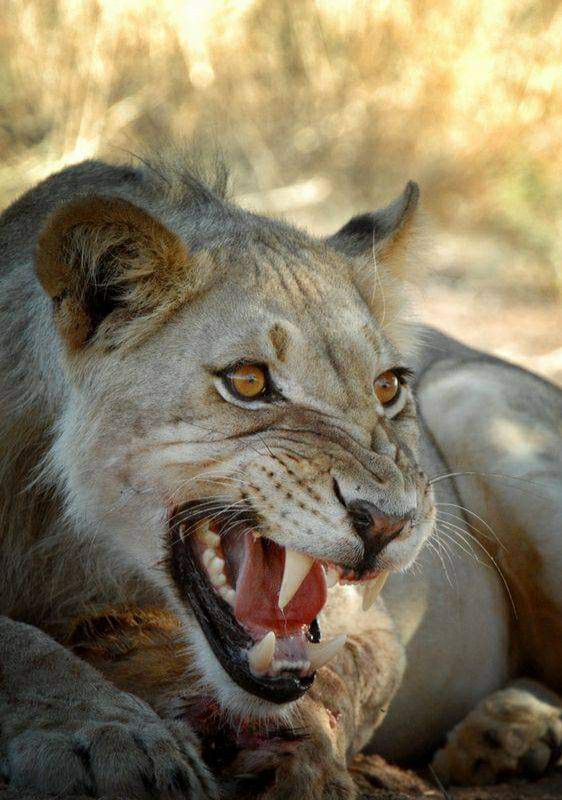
332 477 347 509
347 500 411 556
347 500 376 537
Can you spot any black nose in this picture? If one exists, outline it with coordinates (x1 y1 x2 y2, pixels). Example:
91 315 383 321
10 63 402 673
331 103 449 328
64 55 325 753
347 500 412 560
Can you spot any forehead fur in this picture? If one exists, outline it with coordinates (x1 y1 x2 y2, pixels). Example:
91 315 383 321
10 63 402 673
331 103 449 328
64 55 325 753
34 153 420 357
139 154 420 358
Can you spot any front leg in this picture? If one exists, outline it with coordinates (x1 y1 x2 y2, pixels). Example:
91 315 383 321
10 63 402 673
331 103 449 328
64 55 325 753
0 615 216 798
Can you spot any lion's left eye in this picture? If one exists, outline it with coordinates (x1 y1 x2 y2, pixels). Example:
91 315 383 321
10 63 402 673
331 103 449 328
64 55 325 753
224 363 269 401
374 370 401 406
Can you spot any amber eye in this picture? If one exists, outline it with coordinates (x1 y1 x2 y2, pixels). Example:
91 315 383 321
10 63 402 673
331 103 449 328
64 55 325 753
226 363 268 400
374 370 400 406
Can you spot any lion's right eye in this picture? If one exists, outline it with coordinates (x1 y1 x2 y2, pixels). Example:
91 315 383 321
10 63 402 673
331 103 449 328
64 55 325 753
224 363 269 401
374 370 400 406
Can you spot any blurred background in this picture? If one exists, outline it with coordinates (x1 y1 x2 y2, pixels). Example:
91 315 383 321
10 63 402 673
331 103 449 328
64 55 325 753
1 0 560 380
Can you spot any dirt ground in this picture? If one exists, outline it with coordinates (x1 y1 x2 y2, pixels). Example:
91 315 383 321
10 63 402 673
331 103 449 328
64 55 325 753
346 752 562 800
349 752 562 800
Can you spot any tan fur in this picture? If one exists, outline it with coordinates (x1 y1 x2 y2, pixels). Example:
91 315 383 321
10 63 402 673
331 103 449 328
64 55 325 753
65 607 192 714
0 158 431 797
268 323 289 362
36 195 197 350
2 158 561 797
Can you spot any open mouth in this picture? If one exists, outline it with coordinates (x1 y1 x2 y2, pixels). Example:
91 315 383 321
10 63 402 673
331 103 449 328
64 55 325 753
166 501 388 704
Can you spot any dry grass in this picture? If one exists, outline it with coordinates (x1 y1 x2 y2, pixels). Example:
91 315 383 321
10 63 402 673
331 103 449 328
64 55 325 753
1 0 560 294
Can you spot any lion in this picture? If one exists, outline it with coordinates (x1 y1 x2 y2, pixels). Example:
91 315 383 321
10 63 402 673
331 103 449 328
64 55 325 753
0 155 561 799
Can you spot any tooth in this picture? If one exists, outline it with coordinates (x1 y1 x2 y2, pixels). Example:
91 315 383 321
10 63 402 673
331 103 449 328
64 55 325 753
278 550 315 609
197 521 220 548
225 588 236 604
324 566 338 588
248 631 276 674
202 549 214 568
306 634 347 670
209 556 225 575
213 572 227 587
362 572 389 611
204 531 220 547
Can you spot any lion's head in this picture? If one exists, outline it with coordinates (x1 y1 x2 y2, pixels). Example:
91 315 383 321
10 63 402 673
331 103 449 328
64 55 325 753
35 163 435 714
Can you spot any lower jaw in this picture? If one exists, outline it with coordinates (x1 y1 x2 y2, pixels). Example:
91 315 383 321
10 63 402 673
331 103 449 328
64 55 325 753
192 598 316 706
167 527 316 704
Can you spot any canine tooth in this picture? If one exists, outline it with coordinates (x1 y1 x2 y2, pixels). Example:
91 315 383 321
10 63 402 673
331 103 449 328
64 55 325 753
248 631 276 674
324 566 339 588
278 550 315 609
306 634 347 670
362 572 389 611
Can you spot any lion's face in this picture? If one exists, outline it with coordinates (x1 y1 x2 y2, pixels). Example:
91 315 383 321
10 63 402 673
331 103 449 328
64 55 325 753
39 177 434 713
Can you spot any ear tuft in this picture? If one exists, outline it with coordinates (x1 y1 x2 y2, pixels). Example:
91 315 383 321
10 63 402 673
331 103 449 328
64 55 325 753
36 196 193 350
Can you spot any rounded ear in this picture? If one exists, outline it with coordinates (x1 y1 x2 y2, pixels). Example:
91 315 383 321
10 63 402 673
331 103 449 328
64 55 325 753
325 181 420 274
326 182 423 355
36 195 193 350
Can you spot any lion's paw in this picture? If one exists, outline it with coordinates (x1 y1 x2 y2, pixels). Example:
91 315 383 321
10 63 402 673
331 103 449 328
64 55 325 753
2 694 217 799
432 681 562 786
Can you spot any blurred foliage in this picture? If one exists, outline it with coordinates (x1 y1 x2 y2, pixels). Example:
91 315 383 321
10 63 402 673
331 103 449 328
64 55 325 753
0 0 560 294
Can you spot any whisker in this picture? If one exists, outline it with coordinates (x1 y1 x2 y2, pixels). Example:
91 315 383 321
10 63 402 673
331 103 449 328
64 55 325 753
185 421 272 459
437 520 517 619
426 537 455 587
436 504 506 550
436 525 482 565
164 470 257 507
430 470 554 501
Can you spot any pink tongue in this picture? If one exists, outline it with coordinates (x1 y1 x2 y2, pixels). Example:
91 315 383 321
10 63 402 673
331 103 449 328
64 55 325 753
234 534 326 637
